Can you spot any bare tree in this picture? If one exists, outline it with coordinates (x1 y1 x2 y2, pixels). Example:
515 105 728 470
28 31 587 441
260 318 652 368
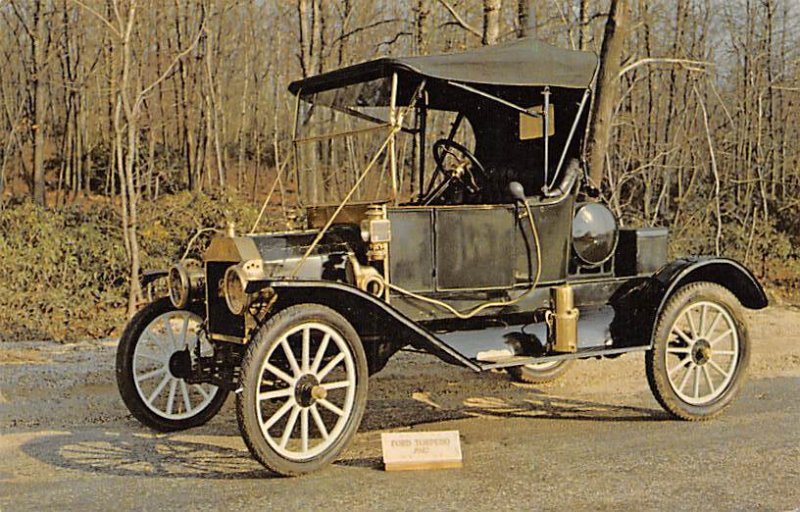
482 0 501 45
586 0 628 191
8 0 51 205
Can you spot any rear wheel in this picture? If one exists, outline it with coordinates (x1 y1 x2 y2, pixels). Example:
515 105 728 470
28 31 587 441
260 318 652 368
236 304 368 476
116 298 228 432
507 360 573 384
646 282 749 421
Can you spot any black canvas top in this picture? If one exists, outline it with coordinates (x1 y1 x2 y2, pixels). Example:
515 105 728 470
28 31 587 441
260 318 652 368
288 38 598 95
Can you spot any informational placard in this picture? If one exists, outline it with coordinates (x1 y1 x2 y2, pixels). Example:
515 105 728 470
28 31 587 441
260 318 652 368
381 430 463 471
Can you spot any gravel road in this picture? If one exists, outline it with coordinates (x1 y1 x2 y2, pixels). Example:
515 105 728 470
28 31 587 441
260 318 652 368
1 306 799 511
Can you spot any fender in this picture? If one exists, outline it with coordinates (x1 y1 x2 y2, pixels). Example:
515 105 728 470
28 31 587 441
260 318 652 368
141 269 168 287
611 257 767 349
653 257 767 312
266 280 482 372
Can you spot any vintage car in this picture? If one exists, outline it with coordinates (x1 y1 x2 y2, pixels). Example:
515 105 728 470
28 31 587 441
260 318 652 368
116 38 768 476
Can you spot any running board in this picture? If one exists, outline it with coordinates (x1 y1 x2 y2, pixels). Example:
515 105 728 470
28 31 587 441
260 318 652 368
477 346 650 371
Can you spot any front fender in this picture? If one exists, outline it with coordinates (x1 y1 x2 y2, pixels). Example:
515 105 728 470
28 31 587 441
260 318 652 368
267 280 481 372
611 257 767 349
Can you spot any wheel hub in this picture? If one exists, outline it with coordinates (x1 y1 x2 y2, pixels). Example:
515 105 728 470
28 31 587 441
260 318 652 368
294 374 324 407
691 339 712 365
168 349 192 379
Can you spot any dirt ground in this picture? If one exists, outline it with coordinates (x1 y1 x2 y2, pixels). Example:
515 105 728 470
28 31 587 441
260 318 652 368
1 305 799 510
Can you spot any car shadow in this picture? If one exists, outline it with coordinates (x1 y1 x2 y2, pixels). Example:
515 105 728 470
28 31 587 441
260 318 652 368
19 429 271 480
19 390 665 479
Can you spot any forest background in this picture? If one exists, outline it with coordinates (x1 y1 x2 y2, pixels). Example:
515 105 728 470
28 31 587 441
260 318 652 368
0 0 797 342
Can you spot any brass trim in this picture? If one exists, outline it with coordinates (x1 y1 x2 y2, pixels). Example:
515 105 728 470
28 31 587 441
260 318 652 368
210 333 245 344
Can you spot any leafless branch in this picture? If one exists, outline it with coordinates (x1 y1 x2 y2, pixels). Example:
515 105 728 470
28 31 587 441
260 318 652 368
618 58 712 77
435 0 481 37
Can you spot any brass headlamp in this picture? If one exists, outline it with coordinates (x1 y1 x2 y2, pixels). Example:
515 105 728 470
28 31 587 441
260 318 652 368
167 259 205 309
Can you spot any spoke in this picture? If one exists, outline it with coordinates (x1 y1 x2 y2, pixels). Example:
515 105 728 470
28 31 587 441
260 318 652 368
180 380 192 413
708 359 731 379
669 358 691 377
301 328 310 373
166 316 180 350
699 304 708 336
678 363 694 392
136 349 166 363
693 365 701 398
709 329 733 347
321 380 351 391
311 334 330 373
194 384 211 400
672 328 694 345
702 365 716 395
301 408 309 453
145 329 170 355
263 362 295 385
279 407 300 449
263 398 295 431
317 398 344 417
686 308 699 339
147 374 171 404
317 353 345 381
166 379 178 415
181 315 190 346
310 405 329 440
281 338 302 377
713 350 736 356
704 310 723 339
136 366 167 382
258 388 294 401
666 346 691 354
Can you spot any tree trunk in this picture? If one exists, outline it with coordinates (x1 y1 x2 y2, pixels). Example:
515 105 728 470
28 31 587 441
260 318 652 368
416 0 430 54
516 0 530 38
482 0 501 46
31 0 47 206
579 0 591 50
586 0 627 191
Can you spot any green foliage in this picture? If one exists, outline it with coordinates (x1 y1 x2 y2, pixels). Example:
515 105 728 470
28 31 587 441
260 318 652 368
0 200 126 341
0 194 262 342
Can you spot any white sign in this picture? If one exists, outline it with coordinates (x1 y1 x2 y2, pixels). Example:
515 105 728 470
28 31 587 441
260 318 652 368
381 430 463 471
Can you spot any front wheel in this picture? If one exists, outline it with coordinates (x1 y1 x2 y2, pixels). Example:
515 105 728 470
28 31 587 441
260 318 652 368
236 304 368 476
116 298 228 432
646 282 749 421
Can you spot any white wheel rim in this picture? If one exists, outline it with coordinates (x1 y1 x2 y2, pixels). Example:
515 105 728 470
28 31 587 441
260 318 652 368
524 360 562 371
132 310 219 420
255 322 357 461
664 300 740 406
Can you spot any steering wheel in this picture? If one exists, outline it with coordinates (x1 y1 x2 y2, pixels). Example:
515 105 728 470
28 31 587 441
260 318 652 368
421 139 487 204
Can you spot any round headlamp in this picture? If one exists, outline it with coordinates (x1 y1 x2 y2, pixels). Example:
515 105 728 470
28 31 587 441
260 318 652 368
572 203 618 266
168 264 190 309
167 259 203 309
224 265 249 315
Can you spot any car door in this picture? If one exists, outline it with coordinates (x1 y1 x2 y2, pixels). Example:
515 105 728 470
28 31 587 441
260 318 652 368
433 205 515 291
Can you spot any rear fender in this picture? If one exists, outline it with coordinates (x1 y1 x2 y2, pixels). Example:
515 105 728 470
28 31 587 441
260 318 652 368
611 257 767 349
267 280 481 373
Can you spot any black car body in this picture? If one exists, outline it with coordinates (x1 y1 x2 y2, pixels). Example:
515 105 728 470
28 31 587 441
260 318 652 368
117 38 768 476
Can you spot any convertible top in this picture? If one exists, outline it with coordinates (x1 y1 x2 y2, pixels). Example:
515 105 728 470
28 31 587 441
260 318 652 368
288 38 598 95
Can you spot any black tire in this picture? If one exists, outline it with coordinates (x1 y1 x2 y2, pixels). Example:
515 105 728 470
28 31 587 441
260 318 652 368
507 360 573 384
116 298 228 432
646 282 749 421
236 304 368 476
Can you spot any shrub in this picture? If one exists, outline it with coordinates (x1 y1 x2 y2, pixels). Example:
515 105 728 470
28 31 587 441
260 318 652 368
0 193 269 342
